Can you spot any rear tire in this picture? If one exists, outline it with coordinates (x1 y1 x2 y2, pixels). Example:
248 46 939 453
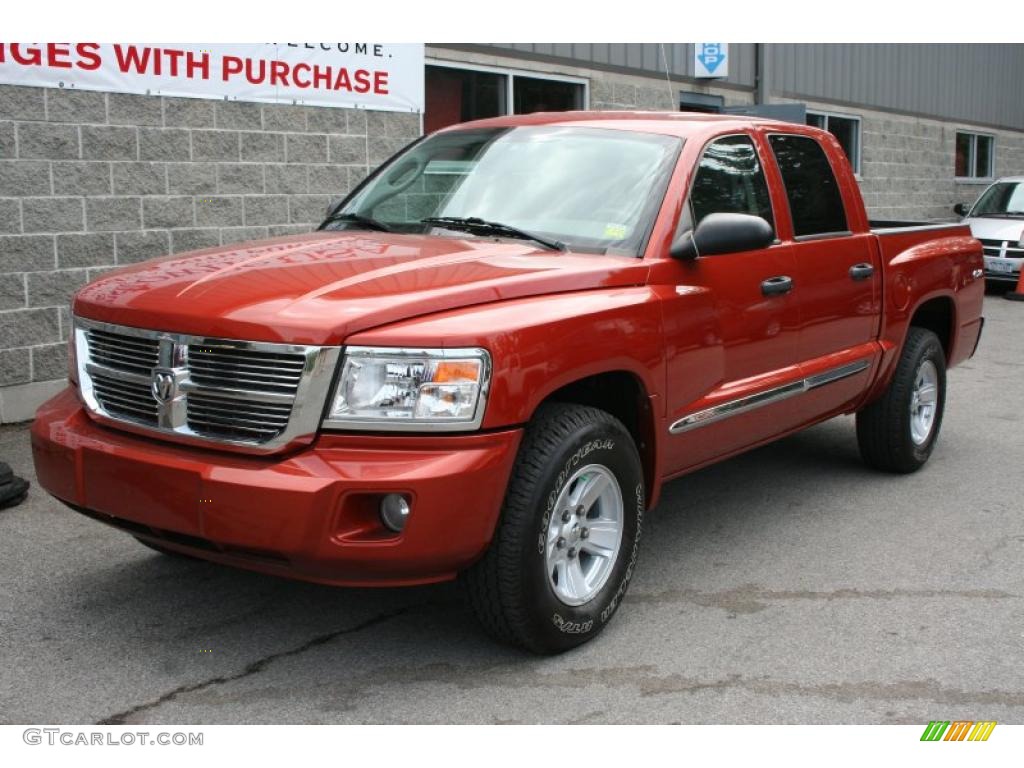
463 403 645 654
856 327 946 473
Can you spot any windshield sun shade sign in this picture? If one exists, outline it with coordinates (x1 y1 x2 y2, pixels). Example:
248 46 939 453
0 43 425 113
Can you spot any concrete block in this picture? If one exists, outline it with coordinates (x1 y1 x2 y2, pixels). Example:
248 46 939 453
241 132 284 162
17 123 79 160
142 196 194 229
0 84 46 121
31 342 68 381
217 163 264 194
47 89 107 124
22 196 85 233
85 197 142 231
108 93 162 126
328 134 366 164
164 97 215 128
114 230 171 264
0 272 26 310
285 134 327 164
27 269 88 307
0 347 31 387
0 307 59 348
170 228 220 254
215 101 263 130
265 164 307 194
192 131 240 162
0 198 20 233
57 232 115 268
81 125 137 161
139 128 190 161
167 163 216 195
52 161 113 195
112 162 167 195
0 235 55 271
195 195 243 227
243 195 289 226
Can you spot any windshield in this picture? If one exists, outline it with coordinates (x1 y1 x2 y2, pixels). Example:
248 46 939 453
325 126 682 255
970 182 1024 217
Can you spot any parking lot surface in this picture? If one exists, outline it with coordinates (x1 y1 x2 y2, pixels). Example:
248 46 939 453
1 294 1022 725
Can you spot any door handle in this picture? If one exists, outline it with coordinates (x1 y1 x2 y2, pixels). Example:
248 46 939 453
849 262 875 281
761 275 793 296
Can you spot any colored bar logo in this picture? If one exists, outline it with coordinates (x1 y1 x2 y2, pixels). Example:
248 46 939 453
920 721 997 741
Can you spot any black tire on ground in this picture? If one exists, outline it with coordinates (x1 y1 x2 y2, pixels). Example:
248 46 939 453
856 327 947 473
133 536 199 560
463 402 645 654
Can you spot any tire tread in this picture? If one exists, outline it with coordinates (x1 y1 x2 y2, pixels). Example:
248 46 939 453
463 402 632 652
856 327 945 473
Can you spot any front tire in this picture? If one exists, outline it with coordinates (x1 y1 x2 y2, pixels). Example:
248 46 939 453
856 327 947 473
463 403 645 654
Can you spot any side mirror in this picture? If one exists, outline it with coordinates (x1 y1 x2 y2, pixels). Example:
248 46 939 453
670 212 775 259
953 202 970 217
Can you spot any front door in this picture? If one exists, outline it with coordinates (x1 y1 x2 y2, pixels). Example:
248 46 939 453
658 133 804 475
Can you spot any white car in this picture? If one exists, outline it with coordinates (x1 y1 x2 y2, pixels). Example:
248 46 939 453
955 177 1024 287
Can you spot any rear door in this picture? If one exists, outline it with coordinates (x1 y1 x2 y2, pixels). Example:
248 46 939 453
766 132 882 418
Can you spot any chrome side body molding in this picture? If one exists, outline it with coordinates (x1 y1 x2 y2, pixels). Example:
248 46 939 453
669 359 872 435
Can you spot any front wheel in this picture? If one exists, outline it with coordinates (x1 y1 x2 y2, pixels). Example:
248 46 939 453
856 327 947 473
463 403 645 654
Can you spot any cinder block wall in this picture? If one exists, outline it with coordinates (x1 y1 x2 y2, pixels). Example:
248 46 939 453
0 84 419 421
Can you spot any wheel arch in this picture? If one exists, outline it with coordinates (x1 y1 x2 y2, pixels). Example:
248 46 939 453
908 294 956 362
535 370 658 509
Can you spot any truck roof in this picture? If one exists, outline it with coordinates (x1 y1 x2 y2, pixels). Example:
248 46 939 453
438 110 813 140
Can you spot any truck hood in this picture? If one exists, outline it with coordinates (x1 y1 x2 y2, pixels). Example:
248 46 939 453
73 232 650 345
965 216 1024 242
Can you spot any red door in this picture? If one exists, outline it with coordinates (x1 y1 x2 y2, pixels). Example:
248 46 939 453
657 133 805 476
764 132 882 422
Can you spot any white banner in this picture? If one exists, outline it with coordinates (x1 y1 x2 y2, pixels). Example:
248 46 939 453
0 43 424 112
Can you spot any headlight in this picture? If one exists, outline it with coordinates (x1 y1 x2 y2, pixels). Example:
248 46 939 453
323 347 491 431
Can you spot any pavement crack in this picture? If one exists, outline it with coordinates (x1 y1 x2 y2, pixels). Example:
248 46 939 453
95 606 411 725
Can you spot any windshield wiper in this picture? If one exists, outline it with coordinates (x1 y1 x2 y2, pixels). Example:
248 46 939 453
321 211 393 232
421 216 566 251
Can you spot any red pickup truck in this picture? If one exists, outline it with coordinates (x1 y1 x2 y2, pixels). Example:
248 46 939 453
31 112 984 653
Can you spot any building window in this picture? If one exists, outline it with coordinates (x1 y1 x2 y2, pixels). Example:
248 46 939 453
806 111 861 175
424 66 507 134
513 75 584 115
955 131 994 180
425 64 586 134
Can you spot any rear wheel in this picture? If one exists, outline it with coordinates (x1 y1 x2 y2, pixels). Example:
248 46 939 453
463 403 645 654
856 327 947 473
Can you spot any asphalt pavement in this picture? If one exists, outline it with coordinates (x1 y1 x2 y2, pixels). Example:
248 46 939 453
1 293 1022 724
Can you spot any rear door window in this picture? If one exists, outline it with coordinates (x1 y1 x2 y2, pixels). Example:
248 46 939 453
768 134 849 237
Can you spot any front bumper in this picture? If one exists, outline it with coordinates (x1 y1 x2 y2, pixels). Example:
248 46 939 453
31 387 522 587
983 254 1022 282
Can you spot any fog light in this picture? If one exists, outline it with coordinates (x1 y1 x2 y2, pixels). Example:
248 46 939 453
380 494 410 533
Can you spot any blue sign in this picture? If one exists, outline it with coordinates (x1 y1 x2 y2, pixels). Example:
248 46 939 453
695 43 728 78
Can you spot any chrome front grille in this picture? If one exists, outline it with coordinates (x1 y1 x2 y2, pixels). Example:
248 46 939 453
187 346 306 394
87 328 160 376
186 391 294 442
91 372 160 425
75 318 340 453
979 238 1024 258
